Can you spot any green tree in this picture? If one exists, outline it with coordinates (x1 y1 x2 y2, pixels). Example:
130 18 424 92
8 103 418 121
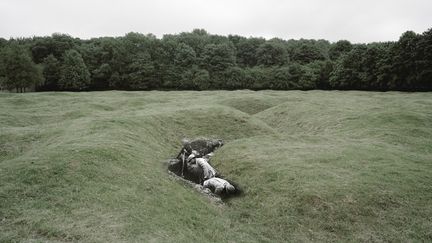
416 28 432 90
360 43 393 90
245 66 272 90
284 64 305 89
31 34 77 63
202 43 236 73
299 62 322 89
59 49 91 91
329 45 368 89
329 40 353 61
92 63 112 90
127 51 155 90
256 42 288 66
176 29 211 58
0 38 7 49
41 54 61 90
174 43 197 68
31 37 52 64
170 43 198 89
0 44 44 92
236 37 265 67
311 60 334 89
271 66 292 89
217 67 246 90
191 68 211 90
179 66 210 90
291 43 326 64
390 31 420 90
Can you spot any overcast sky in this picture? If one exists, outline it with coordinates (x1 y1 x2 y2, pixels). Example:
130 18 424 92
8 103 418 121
0 0 431 43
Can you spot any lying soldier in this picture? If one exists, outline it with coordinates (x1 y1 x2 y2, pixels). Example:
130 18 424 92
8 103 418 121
203 177 236 195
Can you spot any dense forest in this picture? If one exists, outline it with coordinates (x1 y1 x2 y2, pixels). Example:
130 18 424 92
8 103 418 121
0 28 431 92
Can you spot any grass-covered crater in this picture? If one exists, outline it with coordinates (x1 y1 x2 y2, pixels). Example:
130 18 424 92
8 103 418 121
1 90 431 242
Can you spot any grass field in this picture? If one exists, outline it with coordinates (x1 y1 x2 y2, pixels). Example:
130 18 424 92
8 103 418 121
1 90 431 242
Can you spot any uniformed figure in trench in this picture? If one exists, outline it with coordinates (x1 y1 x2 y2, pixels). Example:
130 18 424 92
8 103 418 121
168 138 241 198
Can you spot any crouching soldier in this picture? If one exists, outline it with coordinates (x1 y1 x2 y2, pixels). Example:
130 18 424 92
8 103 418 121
195 157 217 180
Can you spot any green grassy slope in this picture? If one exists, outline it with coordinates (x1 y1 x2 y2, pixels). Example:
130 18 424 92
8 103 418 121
1 90 431 242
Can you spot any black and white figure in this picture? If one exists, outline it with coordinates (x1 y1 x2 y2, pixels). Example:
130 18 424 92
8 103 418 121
203 177 235 195
196 157 217 180
168 138 241 199
176 138 223 161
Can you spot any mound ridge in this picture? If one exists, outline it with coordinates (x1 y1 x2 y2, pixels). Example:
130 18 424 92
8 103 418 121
1 90 431 242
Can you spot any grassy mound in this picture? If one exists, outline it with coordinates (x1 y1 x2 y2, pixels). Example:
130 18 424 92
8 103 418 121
1 90 431 242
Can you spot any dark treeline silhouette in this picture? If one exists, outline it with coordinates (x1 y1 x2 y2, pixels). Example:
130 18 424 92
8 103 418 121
0 28 431 92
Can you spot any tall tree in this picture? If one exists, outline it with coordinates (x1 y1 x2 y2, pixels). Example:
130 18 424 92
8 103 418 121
256 42 288 66
202 43 236 73
413 29 432 90
329 45 367 89
291 42 326 64
0 38 7 49
0 44 44 92
59 49 91 90
127 51 155 90
174 43 197 68
31 34 77 63
390 31 420 90
41 54 61 91
329 40 353 61
236 37 266 67
179 66 210 90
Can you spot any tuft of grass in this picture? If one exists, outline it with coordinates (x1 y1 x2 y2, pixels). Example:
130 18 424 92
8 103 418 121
1 90 431 242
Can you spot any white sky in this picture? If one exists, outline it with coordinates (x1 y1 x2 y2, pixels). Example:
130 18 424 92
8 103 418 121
0 0 431 43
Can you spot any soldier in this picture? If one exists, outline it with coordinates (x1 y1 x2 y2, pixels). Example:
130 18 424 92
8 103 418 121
203 177 236 195
176 138 223 161
195 157 217 180
175 138 223 177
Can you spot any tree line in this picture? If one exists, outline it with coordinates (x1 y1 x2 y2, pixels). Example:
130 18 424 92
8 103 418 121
0 28 431 92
